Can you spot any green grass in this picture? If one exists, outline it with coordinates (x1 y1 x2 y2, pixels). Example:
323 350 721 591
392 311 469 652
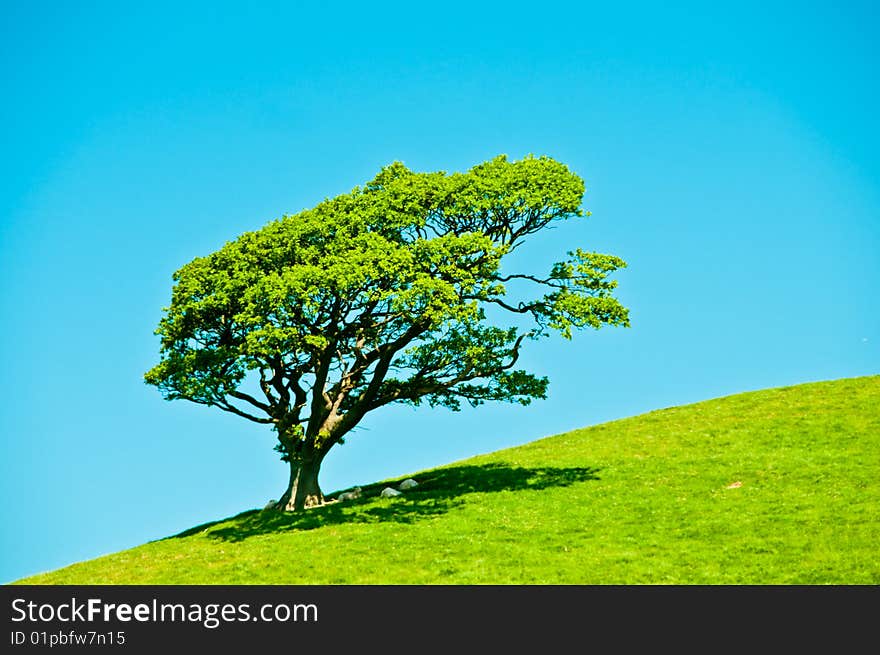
16 375 880 584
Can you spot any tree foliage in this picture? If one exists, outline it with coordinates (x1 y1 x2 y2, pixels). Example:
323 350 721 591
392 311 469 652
145 155 630 509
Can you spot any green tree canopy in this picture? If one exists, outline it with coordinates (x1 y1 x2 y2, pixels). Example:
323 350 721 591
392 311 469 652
145 155 630 510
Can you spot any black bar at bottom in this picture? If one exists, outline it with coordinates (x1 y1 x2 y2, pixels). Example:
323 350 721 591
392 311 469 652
1 585 875 651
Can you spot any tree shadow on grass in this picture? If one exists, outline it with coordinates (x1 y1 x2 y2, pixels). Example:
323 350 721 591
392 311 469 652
169 462 601 544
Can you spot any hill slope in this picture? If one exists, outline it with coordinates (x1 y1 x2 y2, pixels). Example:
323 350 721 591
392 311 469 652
17 376 880 584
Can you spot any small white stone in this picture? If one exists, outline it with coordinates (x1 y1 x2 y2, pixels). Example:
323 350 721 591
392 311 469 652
380 487 402 498
398 478 419 491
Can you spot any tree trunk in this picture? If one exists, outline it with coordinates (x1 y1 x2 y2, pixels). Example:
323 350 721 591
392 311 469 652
276 449 325 512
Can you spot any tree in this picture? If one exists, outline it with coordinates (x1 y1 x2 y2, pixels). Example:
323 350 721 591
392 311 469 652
145 155 630 511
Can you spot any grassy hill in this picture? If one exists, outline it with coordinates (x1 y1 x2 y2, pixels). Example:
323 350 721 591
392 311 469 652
16 375 880 584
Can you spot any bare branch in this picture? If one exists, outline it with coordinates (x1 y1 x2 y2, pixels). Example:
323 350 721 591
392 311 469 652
227 389 273 414
217 400 274 424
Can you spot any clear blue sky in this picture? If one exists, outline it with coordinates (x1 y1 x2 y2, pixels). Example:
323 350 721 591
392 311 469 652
1 1 877 583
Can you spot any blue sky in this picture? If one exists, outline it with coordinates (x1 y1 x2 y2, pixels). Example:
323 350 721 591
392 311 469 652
1 1 877 583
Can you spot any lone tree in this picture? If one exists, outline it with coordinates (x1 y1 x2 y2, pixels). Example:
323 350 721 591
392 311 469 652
145 155 630 511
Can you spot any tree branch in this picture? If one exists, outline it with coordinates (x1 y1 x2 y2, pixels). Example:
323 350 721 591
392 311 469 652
227 389 273 414
217 399 274 424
